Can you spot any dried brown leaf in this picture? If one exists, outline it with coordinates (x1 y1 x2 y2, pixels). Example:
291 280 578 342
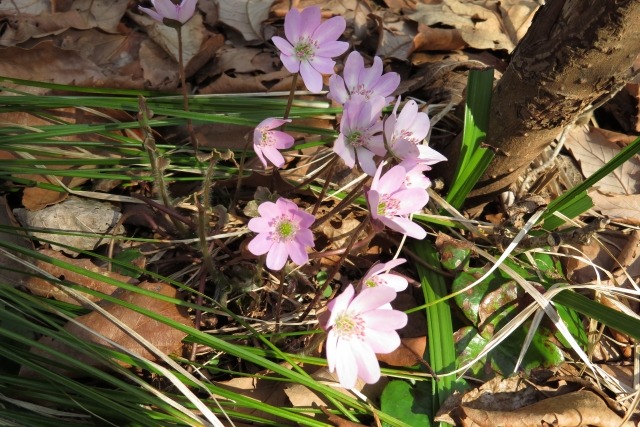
589 191 640 226
21 281 192 377
216 0 273 43
372 9 416 61
20 248 131 305
409 0 521 52
565 125 640 195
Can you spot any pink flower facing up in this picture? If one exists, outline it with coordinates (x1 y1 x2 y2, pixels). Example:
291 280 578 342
367 164 429 240
333 98 387 176
322 284 407 389
253 118 295 168
360 258 408 292
328 51 400 106
384 98 448 166
272 7 349 93
139 0 197 25
247 198 315 271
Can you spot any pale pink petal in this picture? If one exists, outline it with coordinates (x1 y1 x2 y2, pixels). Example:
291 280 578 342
298 6 321 38
396 100 419 132
272 131 294 149
275 197 297 213
376 165 406 195
176 0 197 23
349 286 396 314
328 74 348 104
254 146 268 168
266 241 289 270
375 72 401 98
367 189 381 220
272 36 295 57
417 145 447 165
383 114 397 146
335 339 359 388
294 228 315 248
390 139 420 160
247 232 272 256
325 330 339 372
261 146 285 168
295 210 316 229
259 117 290 130
308 56 336 75
299 61 323 92
287 240 309 266
361 310 408 331
284 7 303 41
279 51 301 74
333 136 356 168
364 329 402 354
246 217 271 233
350 340 381 384
257 201 278 219
379 216 426 240
355 148 377 176
316 41 350 58
153 0 176 19
312 16 346 44
343 51 364 92
139 7 163 22
393 189 429 214
360 56 382 88
376 273 408 291
366 134 386 156
367 258 406 277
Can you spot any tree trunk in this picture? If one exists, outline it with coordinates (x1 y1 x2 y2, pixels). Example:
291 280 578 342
465 0 640 213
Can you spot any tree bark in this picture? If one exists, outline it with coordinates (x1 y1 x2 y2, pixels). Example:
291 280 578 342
465 0 640 213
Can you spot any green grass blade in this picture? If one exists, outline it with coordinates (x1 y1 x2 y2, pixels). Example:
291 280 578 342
445 68 494 209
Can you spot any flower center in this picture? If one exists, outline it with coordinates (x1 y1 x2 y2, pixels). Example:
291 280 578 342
272 217 298 242
352 83 373 100
294 37 317 61
364 276 380 288
346 131 365 147
259 130 275 147
377 197 400 216
396 129 419 144
334 312 365 340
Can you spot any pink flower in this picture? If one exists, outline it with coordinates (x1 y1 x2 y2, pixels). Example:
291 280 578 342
322 284 407 389
360 258 408 292
253 118 295 168
328 51 400 105
139 0 197 25
247 198 315 271
367 164 429 240
384 98 447 166
333 98 386 176
272 7 349 93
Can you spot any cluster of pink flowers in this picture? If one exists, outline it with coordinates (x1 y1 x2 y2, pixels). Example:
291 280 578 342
143 2 445 388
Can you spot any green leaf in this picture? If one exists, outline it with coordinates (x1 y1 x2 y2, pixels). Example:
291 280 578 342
381 381 433 427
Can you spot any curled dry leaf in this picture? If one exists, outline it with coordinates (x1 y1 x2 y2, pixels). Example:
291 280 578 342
14 196 125 256
21 281 192 378
216 0 272 43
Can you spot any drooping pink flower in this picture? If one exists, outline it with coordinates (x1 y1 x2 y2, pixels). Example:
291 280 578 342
360 258 408 292
384 98 447 166
321 284 407 389
253 118 295 168
367 164 429 240
139 0 197 25
272 7 349 93
328 51 400 106
247 198 315 270
333 98 386 176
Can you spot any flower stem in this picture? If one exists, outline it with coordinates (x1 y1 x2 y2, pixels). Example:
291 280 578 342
311 154 338 216
312 177 369 229
283 73 298 121
176 25 198 150
299 216 371 322
230 136 252 215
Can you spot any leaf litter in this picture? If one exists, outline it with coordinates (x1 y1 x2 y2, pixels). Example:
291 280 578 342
2 0 640 425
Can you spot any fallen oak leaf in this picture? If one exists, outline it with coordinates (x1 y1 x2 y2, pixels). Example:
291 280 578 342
20 281 192 378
